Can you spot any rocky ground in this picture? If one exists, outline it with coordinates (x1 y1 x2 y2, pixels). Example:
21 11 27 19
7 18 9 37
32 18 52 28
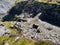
0 0 16 20
13 12 60 45
0 0 60 45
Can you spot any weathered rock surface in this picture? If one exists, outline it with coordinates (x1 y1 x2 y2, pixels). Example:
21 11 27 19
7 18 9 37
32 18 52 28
13 12 60 44
0 24 11 36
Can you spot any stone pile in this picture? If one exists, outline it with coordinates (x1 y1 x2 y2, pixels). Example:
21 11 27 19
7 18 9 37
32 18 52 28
13 12 60 44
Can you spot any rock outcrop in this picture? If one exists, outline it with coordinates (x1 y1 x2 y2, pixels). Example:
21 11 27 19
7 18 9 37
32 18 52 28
13 12 60 44
0 0 16 20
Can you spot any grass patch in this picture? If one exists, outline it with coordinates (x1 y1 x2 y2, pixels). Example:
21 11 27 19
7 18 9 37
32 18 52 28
0 21 17 45
0 21 54 45
35 40 54 45
12 37 34 45
0 21 18 34
0 35 9 45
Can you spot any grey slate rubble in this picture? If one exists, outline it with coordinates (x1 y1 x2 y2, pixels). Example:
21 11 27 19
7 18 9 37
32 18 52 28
13 12 60 44
0 24 11 36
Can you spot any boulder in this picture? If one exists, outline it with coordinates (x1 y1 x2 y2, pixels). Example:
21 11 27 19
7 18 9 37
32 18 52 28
0 24 11 36
0 0 16 20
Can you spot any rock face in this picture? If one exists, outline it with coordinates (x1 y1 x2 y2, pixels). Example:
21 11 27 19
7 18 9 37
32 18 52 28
0 24 11 36
0 0 16 20
13 12 60 44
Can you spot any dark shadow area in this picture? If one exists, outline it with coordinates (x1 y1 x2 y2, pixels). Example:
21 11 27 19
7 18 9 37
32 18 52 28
2 1 41 21
2 1 27 21
32 24 38 29
2 1 60 27
39 8 60 27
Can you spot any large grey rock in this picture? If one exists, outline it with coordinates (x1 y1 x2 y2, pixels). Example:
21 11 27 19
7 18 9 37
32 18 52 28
0 26 6 36
0 0 16 20
0 24 11 36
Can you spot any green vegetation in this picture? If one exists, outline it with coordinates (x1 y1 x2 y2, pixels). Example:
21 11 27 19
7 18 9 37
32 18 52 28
0 21 34 45
0 35 9 45
0 21 54 45
35 40 54 45
12 37 34 45
0 21 17 34
0 0 58 45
